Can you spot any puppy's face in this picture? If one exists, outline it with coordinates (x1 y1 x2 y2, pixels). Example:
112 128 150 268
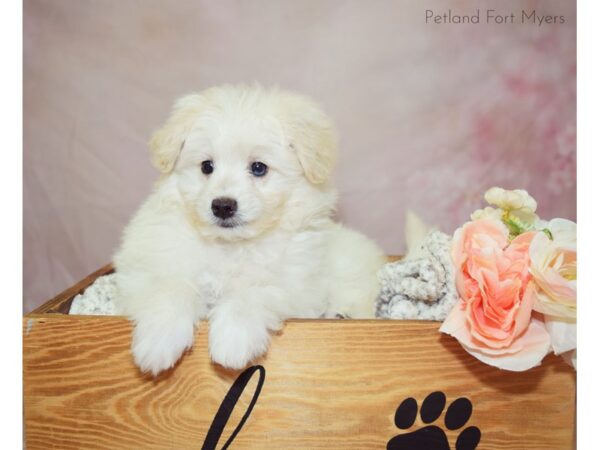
149 86 338 241
175 112 303 240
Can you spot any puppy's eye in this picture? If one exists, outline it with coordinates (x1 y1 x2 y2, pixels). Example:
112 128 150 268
200 160 214 175
250 161 268 177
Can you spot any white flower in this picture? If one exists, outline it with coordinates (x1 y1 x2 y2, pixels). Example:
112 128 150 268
470 206 503 222
484 187 538 213
477 187 541 234
529 218 577 368
530 218 577 320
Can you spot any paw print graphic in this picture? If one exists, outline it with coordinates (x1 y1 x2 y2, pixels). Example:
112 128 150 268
387 391 481 450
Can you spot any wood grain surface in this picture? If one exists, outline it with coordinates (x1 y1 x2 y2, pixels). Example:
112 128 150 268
23 315 575 449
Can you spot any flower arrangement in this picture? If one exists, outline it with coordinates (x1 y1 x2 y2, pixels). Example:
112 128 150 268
440 187 576 371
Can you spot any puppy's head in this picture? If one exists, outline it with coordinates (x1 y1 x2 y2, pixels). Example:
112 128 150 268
149 85 337 240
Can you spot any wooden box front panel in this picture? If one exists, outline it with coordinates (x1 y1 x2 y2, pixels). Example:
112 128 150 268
23 316 575 449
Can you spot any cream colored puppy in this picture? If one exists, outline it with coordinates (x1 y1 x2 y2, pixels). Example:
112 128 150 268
114 85 385 375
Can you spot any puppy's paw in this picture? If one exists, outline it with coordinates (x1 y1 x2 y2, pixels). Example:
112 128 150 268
132 317 195 376
208 314 271 370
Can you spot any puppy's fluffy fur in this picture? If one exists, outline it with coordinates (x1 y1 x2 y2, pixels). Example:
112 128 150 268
114 85 385 374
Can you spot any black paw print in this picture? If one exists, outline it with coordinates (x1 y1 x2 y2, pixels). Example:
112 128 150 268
387 391 481 450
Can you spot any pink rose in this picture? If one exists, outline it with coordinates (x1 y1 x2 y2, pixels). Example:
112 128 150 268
440 218 551 371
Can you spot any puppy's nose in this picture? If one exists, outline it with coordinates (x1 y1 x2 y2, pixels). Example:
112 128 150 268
211 197 238 220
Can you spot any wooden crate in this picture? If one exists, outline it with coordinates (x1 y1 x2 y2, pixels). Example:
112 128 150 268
24 265 576 449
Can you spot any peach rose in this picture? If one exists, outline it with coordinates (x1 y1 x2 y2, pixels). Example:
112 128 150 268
440 218 551 371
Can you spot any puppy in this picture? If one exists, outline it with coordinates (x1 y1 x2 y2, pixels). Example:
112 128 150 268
113 85 386 375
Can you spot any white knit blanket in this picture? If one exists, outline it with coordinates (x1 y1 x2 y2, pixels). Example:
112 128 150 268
375 231 458 321
69 273 118 315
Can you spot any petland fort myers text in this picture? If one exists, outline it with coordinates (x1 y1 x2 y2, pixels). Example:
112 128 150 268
425 9 566 26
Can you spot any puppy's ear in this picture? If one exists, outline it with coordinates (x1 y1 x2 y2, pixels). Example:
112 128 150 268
278 93 338 184
149 94 204 173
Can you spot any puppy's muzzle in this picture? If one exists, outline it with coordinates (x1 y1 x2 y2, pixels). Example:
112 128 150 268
211 197 238 220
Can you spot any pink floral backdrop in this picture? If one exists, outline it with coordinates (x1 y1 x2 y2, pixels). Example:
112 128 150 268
23 0 576 312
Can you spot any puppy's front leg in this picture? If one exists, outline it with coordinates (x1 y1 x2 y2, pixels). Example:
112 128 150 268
208 287 284 369
124 281 205 376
